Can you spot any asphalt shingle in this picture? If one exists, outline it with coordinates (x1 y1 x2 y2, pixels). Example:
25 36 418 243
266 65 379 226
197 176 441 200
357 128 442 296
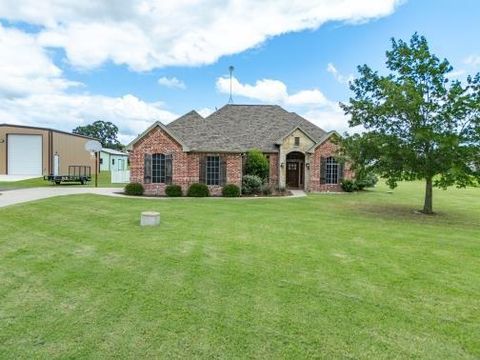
165 104 327 152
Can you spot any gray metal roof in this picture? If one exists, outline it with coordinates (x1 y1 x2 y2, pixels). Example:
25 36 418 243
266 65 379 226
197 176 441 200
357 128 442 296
165 105 327 152
101 148 128 156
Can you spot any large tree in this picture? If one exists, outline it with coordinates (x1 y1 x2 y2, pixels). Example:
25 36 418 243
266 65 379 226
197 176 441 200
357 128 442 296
340 33 480 214
73 120 123 150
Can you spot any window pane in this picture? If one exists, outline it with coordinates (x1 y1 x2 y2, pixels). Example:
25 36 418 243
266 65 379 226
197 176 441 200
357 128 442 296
152 153 166 183
206 155 220 185
325 156 338 184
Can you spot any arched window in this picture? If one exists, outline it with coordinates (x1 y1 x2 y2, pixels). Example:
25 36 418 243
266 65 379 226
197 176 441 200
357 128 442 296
325 156 339 184
144 153 172 184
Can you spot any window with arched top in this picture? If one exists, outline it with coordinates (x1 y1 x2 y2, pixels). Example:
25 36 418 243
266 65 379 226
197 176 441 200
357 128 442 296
320 156 343 185
144 153 172 184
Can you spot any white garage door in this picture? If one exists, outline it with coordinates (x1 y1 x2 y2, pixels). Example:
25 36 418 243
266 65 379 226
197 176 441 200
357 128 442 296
8 134 43 175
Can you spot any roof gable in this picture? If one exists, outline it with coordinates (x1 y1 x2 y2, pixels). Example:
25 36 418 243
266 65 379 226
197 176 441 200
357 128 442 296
127 121 188 150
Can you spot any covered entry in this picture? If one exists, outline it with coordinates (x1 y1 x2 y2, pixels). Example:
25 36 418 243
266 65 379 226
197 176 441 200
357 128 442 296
286 151 305 189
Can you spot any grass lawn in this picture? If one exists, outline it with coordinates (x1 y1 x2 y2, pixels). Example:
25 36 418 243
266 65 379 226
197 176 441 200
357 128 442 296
0 182 479 358
0 171 123 190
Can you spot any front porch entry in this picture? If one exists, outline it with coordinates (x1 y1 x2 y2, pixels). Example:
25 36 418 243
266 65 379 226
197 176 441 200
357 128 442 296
286 151 305 189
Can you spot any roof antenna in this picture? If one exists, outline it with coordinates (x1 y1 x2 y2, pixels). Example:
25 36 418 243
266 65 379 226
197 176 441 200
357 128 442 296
228 65 234 104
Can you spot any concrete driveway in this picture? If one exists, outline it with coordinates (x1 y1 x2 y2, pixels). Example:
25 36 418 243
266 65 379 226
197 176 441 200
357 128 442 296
0 187 307 208
0 175 39 182
0 187 123 208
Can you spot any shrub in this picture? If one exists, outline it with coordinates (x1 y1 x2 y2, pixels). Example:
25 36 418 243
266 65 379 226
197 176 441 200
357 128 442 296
165 184 182 197
245 149 269 180
341 179 358 192
222 184 241 197
124 182 144 196
242 175 263 195
187 183 210 197
355 173 378 190
260 183 273 196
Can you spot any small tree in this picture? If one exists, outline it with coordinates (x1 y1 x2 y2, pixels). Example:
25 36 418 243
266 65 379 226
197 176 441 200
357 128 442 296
340 33 480 214
73 120 123 150
245 149 269 180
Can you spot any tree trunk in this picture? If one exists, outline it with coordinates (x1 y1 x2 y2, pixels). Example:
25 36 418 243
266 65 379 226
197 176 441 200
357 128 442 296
423 177 433 214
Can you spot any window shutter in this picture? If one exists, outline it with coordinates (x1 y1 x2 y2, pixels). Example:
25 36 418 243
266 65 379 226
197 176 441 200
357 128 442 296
165 154 173 184
338 162 344 184
199 155 206 184
220 157 227 186
320 156 326 184
144 153 152 183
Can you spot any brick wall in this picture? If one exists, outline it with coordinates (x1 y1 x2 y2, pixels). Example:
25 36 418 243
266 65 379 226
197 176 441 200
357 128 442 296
130 126 243 196
309 139 353 192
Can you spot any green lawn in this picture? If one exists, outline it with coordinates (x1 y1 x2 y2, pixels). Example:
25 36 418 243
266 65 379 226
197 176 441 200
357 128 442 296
0 171 123 190
0 182 479 359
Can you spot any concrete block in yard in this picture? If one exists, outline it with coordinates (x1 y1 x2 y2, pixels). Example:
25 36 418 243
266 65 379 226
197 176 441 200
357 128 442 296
141 211 160 226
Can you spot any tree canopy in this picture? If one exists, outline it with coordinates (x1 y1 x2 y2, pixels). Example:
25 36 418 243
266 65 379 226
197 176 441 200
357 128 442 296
340 33 480 214
73 120 123 150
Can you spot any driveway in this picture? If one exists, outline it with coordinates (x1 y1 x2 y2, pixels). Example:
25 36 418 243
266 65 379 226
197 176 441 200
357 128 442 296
0 187 307 208
0 187 123 208
0 175 39 182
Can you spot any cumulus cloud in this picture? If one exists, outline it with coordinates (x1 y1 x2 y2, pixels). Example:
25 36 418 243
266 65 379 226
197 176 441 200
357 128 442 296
326 63 354 85
465 55 480 68
0 94 178 143
0 24 176 144
0 24 80 97
197 107 215 118
216 76 329 106
302 104 350 134
215 74 359 133
0 0 402 70
158 76 186 89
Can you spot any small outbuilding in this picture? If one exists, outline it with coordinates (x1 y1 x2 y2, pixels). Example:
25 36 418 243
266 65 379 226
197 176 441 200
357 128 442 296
0 124 96 176
99 148 129 172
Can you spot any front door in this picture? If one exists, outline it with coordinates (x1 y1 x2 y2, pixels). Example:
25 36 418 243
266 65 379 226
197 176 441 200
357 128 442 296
286 161 300 188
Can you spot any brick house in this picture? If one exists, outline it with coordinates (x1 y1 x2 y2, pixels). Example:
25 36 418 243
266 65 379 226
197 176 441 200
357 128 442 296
128 104 352 195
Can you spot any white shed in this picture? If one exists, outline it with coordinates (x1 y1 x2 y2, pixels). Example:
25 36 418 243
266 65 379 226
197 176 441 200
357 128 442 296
99 148 129 172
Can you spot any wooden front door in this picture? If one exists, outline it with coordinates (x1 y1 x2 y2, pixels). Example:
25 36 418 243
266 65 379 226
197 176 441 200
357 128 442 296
286 161 300 188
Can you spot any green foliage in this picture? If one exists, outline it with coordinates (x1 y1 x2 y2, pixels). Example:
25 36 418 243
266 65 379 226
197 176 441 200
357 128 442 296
341 179 357 192
165 184 183 197
73 120 123 150
222 184 241 197
124 182 144 196
340 33 480 213
242 175 263 195
355 173 378 190
260 183 273 196
245 149 269 180
187 183 210 197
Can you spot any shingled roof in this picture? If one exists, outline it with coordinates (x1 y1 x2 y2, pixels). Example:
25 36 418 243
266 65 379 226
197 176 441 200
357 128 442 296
163 104 327 153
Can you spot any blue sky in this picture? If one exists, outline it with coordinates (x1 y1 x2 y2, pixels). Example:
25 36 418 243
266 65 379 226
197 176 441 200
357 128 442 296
0 0 479 143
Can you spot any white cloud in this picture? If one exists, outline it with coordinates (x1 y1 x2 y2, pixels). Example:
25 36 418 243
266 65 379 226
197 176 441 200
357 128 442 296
327 63 354 85
465 55 480 68
0 24 176 144
216 76 329 106
0 24 80 97
197 107 214 118
216 74 359 133
0 0 402 70
302 104 350 134
0 94 178 143
158 76 186 89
